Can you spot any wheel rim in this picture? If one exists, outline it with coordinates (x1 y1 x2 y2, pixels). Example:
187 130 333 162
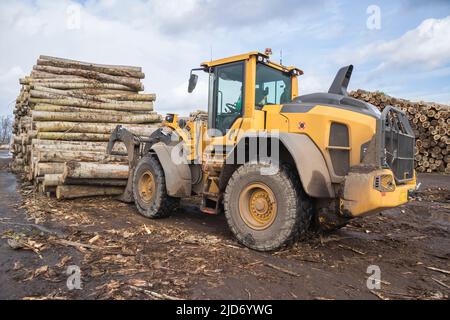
238 182 277 230
138 170 156 203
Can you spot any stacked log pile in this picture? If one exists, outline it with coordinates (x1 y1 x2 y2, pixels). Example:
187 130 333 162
11 56 162 199
351 90 449 174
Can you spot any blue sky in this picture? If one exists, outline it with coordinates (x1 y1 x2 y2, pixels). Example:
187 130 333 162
1 0 450 116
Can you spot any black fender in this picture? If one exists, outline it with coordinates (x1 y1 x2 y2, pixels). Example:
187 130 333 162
224 132 334 198
150 142 192 197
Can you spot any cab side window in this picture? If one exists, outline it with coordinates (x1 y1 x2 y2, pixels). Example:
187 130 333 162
255 63 292 108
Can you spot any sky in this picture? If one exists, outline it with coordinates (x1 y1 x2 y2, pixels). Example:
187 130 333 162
1 0 450 116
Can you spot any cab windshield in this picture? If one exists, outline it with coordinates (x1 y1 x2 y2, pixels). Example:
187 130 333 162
255 63 292 108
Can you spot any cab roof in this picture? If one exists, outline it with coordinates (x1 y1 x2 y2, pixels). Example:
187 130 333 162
201 51 303 75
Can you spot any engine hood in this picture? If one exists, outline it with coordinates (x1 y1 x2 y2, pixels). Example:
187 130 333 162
281 92 381 119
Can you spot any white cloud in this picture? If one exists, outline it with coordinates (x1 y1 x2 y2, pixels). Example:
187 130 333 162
1 1 449 117
0 66 27 86
0 66 27 109
298 72 330 94
0 0 338 116
0 0 209 116
336 16 450 72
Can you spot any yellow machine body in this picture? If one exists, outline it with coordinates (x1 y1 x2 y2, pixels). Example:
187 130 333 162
162 51 416 219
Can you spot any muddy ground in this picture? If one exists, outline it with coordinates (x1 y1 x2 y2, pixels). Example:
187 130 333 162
0 150 449 300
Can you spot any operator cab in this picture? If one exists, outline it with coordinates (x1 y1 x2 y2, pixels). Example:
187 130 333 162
188 51 302 136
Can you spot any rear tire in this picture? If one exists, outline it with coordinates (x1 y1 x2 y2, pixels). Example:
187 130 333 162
224 162 313 251
132 155 179 218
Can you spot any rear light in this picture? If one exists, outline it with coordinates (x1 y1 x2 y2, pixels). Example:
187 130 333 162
374 174 395 192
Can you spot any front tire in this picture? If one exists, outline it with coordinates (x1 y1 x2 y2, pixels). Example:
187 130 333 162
224 163 313 251
132 155 179 218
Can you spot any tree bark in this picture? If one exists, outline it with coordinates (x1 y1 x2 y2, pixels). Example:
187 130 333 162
30 81 135 91
37 132 112 142
22 77 107 85
39 55 142 72
11 55 163 185
30 70 86 80
26 131 38 143
56 185 124 200
32 139 126 152
37 58 145 79
43 174 63 187
36 121 158 136
32 111 160 123
33 65 144 91
29 97 154 112
36 163 66 176
71 88 137 95
34 143 108 153
30 87 104 102
31 86 146 104
62 178 127 187
97 93 156 102
63 162 129 179
32 139 109 147
33 104 137 115
38 150 127 163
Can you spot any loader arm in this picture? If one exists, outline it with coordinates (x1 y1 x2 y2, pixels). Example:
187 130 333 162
107 126 144 202
107 125 171 202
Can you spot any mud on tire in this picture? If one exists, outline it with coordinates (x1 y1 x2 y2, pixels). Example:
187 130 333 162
224 162 313 251
132 154 179 218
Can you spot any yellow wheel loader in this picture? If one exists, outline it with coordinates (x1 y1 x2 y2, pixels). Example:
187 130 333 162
107 51 417 251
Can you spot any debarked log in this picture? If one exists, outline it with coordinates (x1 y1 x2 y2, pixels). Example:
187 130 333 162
29 97 154 112
62 178 127 187
36 163 66 176
30 71 86 80
37 150 127 163
33 65 144 91
97 93 156 102
31 139 126 152
31 81 135 91
43 174 63 187
32 111 161 124
37 132 112 142
63 162 129 179
39 55 142 72
37 58 145 79
33 104 138 115
36 121 159 136
56 185 125 200
33 143 108 153
31 86 149 105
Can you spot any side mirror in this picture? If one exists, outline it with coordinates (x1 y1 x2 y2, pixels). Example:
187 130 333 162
188 73 198 93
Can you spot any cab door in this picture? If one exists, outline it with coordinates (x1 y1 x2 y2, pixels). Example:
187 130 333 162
210 61 245 136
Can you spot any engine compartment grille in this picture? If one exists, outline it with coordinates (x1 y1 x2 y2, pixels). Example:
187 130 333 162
379 106 415 183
